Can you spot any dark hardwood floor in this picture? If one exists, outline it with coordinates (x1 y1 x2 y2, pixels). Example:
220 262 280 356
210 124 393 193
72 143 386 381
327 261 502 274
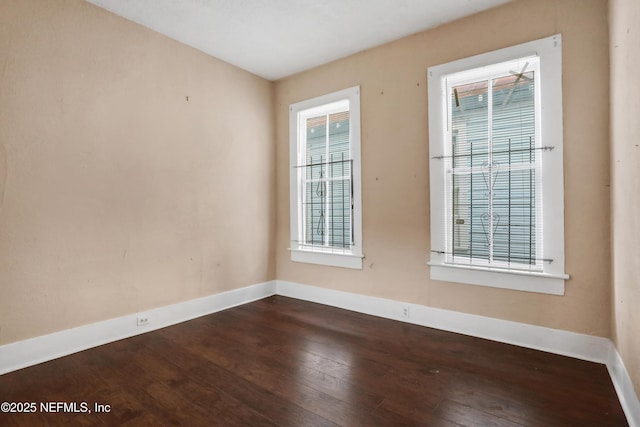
0 296 628 426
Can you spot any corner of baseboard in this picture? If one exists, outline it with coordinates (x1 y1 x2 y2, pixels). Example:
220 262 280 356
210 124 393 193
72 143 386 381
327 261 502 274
607 345 640 427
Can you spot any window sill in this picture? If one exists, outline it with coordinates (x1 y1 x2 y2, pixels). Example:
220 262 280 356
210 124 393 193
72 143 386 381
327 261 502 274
429 263 568 295
291 248 363 269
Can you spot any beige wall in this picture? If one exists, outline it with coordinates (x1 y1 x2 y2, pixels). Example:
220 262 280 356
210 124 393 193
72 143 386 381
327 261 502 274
275 0 611 336
0 0 622 361
0 0 275 345
610 0 640 397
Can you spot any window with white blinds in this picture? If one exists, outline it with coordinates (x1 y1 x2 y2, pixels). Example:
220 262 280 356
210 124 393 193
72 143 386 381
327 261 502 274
447 58 541 270
289 86 362 269
302 110 352 249
428 35 569 295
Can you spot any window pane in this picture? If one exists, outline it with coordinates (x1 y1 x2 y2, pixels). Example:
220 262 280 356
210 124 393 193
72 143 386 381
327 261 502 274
328 111 350 170
452 170 491 261
492 70 537 265
492 71 536 165
304 180 325 245
306 115 327 180
451 81 489 260
328 178 351 248
302 110 353 250
492 168 536 264
450 70 538 267
452 81 489 168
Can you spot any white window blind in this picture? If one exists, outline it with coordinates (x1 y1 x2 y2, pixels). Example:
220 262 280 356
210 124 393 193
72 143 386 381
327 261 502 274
444 58 543 271
301 109 353 249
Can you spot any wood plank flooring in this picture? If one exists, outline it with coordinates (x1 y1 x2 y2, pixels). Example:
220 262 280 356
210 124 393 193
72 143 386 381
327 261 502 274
0 296 628 426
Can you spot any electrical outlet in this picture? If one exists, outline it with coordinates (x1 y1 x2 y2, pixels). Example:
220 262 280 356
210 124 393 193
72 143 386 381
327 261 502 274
136 315 149 326
401 306 410 319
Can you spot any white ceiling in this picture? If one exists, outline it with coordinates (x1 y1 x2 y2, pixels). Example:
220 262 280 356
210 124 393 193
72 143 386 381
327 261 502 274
86 0 512 81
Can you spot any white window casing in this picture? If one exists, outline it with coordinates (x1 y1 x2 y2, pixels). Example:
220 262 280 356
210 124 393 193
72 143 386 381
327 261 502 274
428 34 568 295
289 86 363 269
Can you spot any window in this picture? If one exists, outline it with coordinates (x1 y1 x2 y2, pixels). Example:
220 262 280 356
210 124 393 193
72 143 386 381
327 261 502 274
289 86 362 269
428 34 568 295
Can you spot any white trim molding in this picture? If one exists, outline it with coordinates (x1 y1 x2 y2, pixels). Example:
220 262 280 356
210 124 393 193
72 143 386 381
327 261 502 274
608 346 640 427
0 281 276 376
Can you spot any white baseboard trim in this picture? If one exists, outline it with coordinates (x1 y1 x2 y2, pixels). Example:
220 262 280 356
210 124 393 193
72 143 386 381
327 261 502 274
275 280 639 427
0 281 276 376
608 345 640 427
275 280 610 362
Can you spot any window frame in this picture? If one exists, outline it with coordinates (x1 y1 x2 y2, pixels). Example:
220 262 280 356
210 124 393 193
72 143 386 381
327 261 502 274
427 34 568 295
289 86 363 269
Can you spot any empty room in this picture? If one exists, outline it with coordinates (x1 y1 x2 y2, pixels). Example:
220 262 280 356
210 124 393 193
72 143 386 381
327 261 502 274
0 0 639 425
